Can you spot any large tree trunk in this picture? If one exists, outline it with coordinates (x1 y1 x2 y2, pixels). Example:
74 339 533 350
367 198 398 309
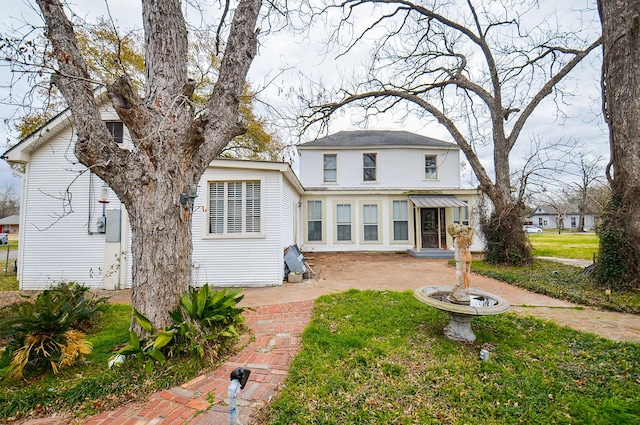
597 0 640 289
36 0 262 331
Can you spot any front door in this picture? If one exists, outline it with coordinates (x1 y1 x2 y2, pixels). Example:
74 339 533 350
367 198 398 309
421 208 439 248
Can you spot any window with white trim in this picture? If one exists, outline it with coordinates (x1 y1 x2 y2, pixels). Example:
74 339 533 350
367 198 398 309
324 154 337 182
452 201 469 225
363 153 377 181
208 181 261 235
363 204 379 241
336 204 352 241
105 121 124 144
307 200 323 241
392 200 409 241
425 155 437 179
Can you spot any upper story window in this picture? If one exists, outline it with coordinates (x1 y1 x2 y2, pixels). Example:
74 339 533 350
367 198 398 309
209 180 261 235
363 153 377 181
323 154 337 182
105 121 124 144
425 155 437 179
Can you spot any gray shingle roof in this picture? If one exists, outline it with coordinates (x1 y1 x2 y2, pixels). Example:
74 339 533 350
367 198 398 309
298 131 456 149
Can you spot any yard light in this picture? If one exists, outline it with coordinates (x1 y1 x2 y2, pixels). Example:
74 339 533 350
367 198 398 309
228 367 251 425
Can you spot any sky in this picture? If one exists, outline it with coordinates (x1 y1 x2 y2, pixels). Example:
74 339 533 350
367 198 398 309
0 0 609 198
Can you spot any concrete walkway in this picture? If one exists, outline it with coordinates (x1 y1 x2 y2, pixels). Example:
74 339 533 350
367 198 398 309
12 254 640 424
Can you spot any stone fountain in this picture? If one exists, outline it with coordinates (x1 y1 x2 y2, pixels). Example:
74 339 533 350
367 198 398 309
414 224 510 343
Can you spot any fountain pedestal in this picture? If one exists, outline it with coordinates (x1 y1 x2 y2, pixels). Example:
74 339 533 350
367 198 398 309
414 286 511 343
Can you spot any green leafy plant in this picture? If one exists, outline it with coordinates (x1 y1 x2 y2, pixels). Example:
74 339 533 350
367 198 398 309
0 282 108 379
111 285 247 370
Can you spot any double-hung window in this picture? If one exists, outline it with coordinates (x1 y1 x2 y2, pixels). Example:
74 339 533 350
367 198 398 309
425 155 437 179
336 204 352 242
209 181 261 235
307 200 323 241
363 153 377 181
452 201 469 225
324 154 337 182
392 200 409 241
363 204 379 241
105 121 124 144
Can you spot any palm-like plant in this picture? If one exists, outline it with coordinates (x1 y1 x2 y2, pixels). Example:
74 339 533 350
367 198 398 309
0 282 107 378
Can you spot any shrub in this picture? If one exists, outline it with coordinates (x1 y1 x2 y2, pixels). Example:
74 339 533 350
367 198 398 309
0 282 108 379
112 285 247 371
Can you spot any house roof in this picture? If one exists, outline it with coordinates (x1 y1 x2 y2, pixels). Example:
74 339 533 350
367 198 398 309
409 195 468 208
0 214 19 225
532 204 600 216
298 131 457 149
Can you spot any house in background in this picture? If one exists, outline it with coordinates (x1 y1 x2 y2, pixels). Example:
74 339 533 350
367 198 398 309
297 131 482 257
2 104 480 290
530 204 600 231
0 214 20 234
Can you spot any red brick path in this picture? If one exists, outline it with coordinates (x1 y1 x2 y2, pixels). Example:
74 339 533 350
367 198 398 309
17 300 314 425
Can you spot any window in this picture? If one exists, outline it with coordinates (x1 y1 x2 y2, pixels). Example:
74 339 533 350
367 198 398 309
336 204 352 241
392 200 409 241
307 200 323 241
105 121 124 144
363 204 379 241
208 181 261 235
324 154 337 182
571 217 577 228
452 201 469 225
425 155 437 179
363 153 377 181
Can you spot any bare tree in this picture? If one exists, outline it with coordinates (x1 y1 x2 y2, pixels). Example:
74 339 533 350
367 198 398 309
12 0 264 332
564 153 604 232
301 0 601 264
597 0 640 288
0 183 19 218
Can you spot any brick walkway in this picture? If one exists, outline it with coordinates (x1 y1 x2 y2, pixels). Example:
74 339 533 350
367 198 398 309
17 301 314 425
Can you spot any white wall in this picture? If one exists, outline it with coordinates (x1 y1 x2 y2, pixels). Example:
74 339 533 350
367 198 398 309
18 127 122 289
191 166 298 287
298 147 460 189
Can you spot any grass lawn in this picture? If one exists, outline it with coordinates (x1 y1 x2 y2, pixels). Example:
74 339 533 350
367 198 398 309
260 290 640 425
471 260 640 314
529 232 599 260
0 304 216 421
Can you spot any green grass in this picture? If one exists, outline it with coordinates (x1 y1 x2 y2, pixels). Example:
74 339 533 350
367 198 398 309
0 261 18 291
529 232 599 260
0 304 228 421
471 259 640 314
259 290 640 425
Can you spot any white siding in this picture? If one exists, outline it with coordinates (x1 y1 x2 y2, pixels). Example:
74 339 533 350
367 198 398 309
299 147 460 189
18 128 122 289
191 167 285 287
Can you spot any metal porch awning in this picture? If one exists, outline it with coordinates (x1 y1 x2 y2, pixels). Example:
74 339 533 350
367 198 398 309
409 195 468 208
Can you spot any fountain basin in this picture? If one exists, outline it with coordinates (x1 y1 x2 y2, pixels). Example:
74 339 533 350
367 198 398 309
414 285 511 343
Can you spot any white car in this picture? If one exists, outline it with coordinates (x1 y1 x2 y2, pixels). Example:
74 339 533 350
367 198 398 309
522 225 543 234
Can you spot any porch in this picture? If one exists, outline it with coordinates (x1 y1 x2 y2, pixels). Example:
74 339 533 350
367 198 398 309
407 248 455 259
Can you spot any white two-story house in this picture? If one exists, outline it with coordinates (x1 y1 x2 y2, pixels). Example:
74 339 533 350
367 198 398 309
297 131 482 257
3 111 481 291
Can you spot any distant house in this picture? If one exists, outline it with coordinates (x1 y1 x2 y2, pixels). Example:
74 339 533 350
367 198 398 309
530 204 600 231
0 214 19 234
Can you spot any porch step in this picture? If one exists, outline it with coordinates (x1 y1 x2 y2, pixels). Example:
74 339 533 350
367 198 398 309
407 248 455 259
